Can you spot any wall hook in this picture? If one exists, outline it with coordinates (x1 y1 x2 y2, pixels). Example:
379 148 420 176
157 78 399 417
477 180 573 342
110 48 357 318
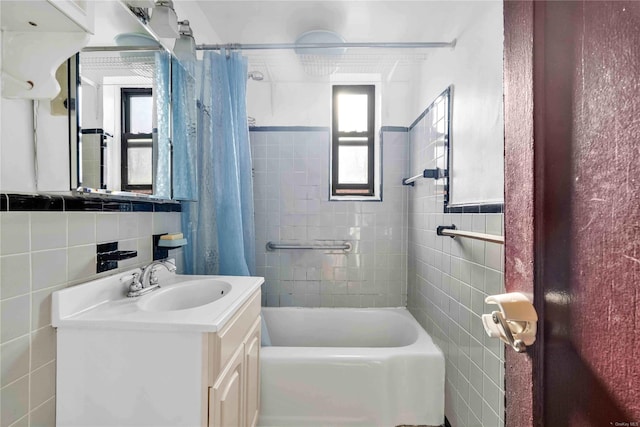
481 292 538 353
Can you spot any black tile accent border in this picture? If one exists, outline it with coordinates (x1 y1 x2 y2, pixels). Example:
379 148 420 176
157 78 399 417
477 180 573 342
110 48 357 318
0 193 181 213
380 126 409 132
249 126 330 132
445 203 504 214
102 201 133 212
81 128 106 134
132 201 154 212
7 194 64 211
64 197 104 211
153 202 182 212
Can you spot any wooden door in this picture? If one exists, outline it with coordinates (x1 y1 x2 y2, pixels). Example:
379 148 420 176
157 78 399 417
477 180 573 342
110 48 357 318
244 318 261 427
210 347 244 427
504 1 640 425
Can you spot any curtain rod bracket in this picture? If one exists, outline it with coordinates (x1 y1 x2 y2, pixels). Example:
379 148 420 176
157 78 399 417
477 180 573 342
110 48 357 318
436 224 457 237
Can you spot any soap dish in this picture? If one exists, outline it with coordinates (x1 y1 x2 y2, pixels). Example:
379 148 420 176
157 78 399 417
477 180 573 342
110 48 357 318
157 238 187 248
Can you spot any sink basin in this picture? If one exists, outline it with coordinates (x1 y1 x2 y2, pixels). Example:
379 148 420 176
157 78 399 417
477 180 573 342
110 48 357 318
52 269 264 332
139 279 232 312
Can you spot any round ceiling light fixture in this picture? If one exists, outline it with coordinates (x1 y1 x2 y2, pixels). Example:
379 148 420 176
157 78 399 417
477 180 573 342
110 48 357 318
294 30 346 76
294 30 347 55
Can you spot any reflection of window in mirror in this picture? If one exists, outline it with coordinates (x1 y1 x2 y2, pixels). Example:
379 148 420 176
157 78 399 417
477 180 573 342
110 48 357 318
121 88 153 194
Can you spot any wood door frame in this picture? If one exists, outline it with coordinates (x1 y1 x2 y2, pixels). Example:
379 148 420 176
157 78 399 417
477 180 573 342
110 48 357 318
504 1 574 424
503 1 539 424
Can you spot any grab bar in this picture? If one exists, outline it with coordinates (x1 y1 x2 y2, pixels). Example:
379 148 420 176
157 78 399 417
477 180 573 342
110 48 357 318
436 225 504 244
266 241 352 251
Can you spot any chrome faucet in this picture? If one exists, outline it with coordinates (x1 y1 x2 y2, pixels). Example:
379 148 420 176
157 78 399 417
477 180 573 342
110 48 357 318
141 260 177 287
125 260 176 297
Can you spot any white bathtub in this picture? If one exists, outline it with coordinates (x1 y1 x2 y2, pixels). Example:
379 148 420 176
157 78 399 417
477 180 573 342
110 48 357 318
258 307 445 427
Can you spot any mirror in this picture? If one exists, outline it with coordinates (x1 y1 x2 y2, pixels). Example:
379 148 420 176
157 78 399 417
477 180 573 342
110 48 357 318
70 1 172 199
73 48 171 197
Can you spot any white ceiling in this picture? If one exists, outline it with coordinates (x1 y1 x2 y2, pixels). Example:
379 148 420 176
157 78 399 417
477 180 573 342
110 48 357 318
179 1 491 45
174 1 500 82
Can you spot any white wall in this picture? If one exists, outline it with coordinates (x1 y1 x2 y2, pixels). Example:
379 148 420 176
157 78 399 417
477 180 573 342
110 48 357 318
410 1 504 206
34 100 70 192
1 97 71 193
173 0 222 45
247 78 411 127
0 7 2 192
1 98 38 192
248 82 328 127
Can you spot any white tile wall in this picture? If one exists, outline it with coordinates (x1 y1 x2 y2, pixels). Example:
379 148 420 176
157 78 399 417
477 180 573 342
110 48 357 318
0 209 182 427
80 135 102 190
406 106 505 427
251 129 408 308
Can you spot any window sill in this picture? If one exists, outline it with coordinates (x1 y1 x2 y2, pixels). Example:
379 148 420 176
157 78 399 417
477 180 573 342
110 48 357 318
330 195 382 202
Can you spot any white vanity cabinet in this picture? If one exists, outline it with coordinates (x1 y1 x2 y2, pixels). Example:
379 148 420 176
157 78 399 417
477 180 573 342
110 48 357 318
53 272 263 427
207 290 261 427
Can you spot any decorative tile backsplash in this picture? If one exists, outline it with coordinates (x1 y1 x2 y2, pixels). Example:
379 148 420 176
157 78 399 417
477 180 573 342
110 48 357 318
406 104 505 427
251 128 409 308
0 207 182 427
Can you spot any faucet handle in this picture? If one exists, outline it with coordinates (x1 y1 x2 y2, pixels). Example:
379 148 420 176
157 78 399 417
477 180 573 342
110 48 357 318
120 272 140 284
163 260 177 272
149 269 160 286
122 272 143 295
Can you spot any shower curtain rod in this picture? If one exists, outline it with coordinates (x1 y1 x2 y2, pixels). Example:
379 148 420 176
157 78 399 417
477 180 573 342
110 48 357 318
196 40 456 51
82 46 164 52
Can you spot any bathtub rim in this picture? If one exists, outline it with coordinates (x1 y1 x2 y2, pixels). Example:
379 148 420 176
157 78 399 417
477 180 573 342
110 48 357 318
260 307 444 358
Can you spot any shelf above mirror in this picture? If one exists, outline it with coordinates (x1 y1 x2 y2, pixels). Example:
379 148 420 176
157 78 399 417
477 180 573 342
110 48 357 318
88 1 174 53
1 0 93 99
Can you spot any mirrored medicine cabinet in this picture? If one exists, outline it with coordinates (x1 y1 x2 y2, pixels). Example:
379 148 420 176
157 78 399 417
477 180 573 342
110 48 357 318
69 0 196 201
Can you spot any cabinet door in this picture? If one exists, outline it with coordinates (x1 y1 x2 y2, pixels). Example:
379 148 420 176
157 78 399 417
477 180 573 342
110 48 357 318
244 318 261 427
210 347 244 427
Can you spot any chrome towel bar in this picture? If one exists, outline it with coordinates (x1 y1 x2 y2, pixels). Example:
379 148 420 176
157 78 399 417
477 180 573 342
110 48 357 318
266 241 352 251
436 225 504 244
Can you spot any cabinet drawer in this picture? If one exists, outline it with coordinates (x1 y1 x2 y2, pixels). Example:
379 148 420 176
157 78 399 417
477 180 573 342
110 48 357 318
209 289 261 379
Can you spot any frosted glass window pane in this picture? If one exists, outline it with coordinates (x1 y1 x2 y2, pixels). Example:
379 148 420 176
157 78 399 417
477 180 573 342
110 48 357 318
127 143 152 185
129 96 153 134
338 145 368 184
338 94 368 132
